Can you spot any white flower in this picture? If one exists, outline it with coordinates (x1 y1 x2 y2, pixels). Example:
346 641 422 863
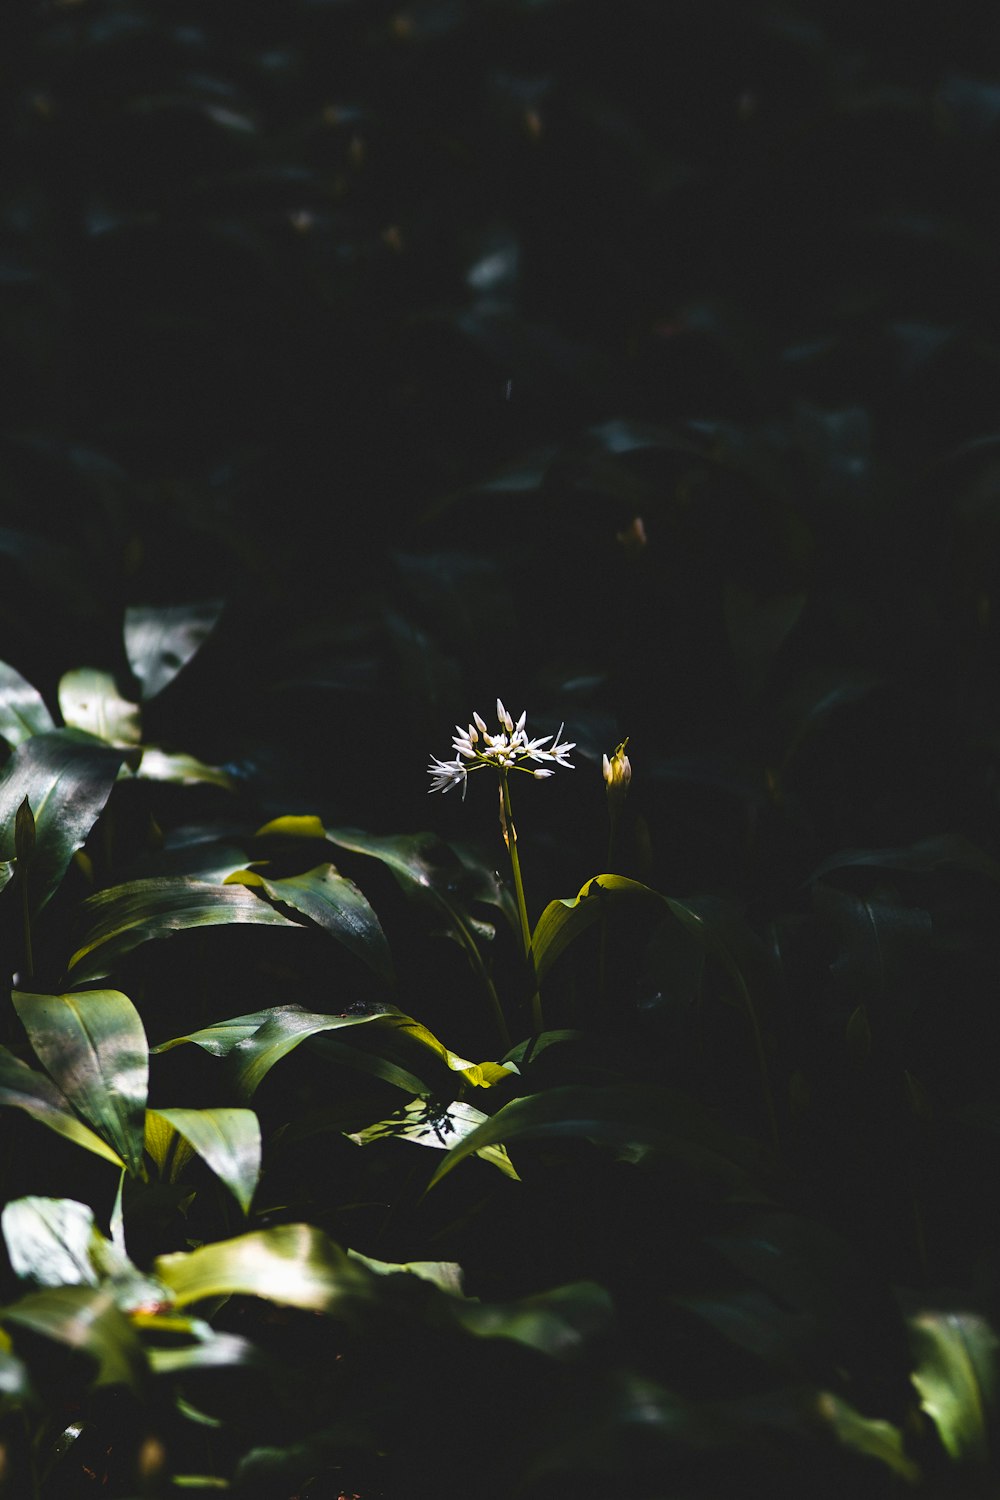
428 702 575 797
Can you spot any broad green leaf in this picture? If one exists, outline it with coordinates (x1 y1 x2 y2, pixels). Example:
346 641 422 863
364 1015 513 1089
910 1309 1000 1466
816 1392 921 1482
348 1097 520 1179
144 1109 196 1180
0 731 126 911
426 1084 768 1191
68 877 302 982
327 825 515 932
0 1046 124 1167
809 833 1000 884
57 668 142 747
147 1328 260 1375
15 794 34 862
0 1192 170 1316
124 600 224 700
347 1250 464 1294
136 748 234 789
0 1285 146 1389
255 815 327 841
152 1004 391 1100
532 874 663 983
154 1001 511 1101
148 1108 261 1213
456 1280 614 1358
0 660 55 746
13 989 148 1175
2 1197 100 1287
536 877 768 1036
226 863 393 981
154 1224 364 1311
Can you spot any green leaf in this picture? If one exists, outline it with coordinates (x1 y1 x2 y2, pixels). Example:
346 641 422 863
809 833 1000 884
327 825 515 936
14 795 34 864
136 748 234 789
348 1096 520 1179
13 989 148 1176
455 1280 614 1358
0 660 55 747
57 668 142 747
68 877 302 982
146 1325 260 1375
532 874 663 983
152 1003 509 1101
124 600 224 700
816 1392 921 1482
154 1224 363 1311
426 1084 769 1191
910 1309 1000 1467
225 863 393 982
0 1046 124 1167
1 1190 170 1316
347 1250 465 1294
0 732 126 911
152 1004 391 1100
254 815 327 841
0 1285 146 1389
2 1197 100 1287
148 1108 261 1213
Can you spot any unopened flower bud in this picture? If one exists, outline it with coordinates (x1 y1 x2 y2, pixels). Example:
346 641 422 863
603 739 631 810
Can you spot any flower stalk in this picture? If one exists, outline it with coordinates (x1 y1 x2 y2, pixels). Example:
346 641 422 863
429 700 574 1037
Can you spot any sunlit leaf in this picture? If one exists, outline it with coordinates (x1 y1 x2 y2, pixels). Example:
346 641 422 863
2 1197 99 1288
254 815 327 842
136 748 234 789
0 731 126 911
147 1328 261 1375
0 660 54 747
124 600 224 700
348 1096 520 1179
144 1109 196 1181
68 877 302 982
226 863 392 981
1 1286 146 1389
816 1392 920 1482
532 874 662 983
57 668 142 747
154 1224 363 1311
427 1084 768 1191
910 1309 1000 1467
13 989 148 1176
152 1004 392 1100
0 1046 124 1167
149 1108 261 1213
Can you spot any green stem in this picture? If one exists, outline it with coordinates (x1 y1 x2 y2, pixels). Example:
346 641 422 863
443 899 511 1052
598 812 618 1011
500 771 543 1033
20 873 33 982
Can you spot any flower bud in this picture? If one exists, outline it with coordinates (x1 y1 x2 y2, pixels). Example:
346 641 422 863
603 739 631 810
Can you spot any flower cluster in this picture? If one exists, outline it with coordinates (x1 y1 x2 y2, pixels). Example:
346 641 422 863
428 699 575 798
